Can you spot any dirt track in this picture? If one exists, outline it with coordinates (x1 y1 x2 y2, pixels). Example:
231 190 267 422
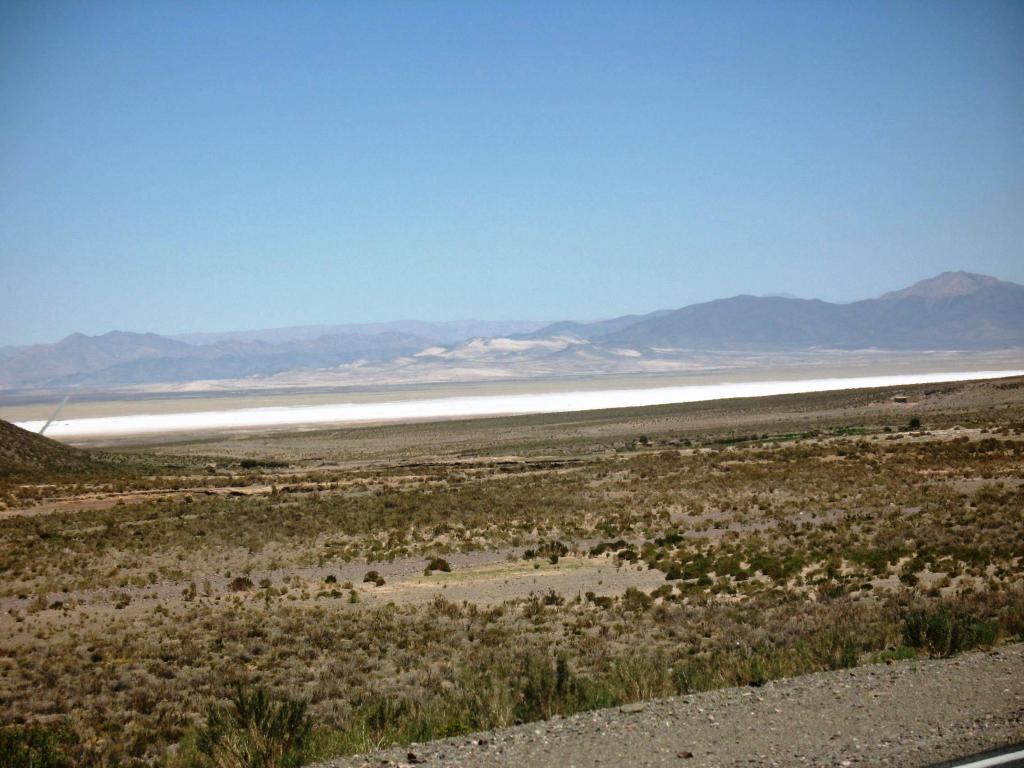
322 644 1024 768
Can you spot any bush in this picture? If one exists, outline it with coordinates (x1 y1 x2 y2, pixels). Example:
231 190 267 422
239 459 287 469
193 686 312 768
903 604 998 657
425 558 451 573
649 584 673 600
515 653 586 722
229 576 254 592
526 541 568 563
621 587 652 612
542 590 564 606
0 723 75 768
809 627 859 670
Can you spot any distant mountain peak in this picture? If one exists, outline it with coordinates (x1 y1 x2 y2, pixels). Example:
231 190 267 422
880 271 1004 301
3 270 1021 390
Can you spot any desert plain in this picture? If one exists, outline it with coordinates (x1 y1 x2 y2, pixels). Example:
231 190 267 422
1 373 1023 766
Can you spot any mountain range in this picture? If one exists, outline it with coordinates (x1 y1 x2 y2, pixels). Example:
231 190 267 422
1 271 1021 391
527 271 1024 351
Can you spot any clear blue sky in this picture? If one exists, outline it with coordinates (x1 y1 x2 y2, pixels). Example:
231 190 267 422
1 0 1022 345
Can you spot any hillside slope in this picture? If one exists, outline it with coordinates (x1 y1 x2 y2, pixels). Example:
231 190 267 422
0 419 95 476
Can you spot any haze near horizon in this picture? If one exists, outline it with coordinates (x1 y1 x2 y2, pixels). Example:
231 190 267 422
1 0 1023 346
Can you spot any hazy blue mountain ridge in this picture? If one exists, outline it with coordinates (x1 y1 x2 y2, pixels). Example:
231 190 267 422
2 272 1020 389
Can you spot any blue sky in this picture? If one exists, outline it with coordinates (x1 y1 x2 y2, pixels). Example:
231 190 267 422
1 0 1022 345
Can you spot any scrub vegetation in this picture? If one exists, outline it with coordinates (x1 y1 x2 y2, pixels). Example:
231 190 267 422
1 376 1023 766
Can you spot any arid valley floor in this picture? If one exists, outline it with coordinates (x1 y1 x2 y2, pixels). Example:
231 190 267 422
2 376 1023 766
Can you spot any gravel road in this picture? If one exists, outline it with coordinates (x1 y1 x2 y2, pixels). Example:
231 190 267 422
319 644 1024 768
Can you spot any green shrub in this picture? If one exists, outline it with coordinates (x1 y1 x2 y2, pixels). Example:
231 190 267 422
621 587 652 612
809 627 859 670
0 723 75 768
425 558 451 573
192 686 312 768
903 604 998 657
874 646 918 664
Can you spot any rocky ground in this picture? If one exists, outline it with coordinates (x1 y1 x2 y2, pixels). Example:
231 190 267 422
322 644 1024 768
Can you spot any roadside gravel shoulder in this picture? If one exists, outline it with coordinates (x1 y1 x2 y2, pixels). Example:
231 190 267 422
319 643 1024 768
